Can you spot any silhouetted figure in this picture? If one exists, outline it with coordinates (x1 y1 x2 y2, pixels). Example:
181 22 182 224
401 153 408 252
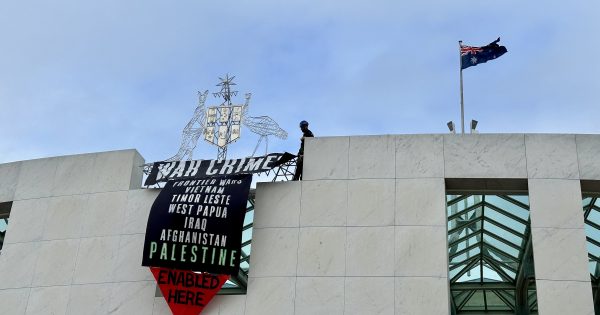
293 120 313 181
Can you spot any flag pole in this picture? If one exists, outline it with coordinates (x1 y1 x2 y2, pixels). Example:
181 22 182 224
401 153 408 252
459 40 465 135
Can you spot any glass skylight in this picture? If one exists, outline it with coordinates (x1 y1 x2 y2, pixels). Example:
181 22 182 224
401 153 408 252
447 194 538 314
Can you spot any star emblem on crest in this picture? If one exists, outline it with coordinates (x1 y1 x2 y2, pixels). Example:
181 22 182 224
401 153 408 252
470 56 478 64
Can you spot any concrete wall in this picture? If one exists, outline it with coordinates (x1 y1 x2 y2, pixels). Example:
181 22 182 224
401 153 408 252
245 134 598 315
244 135 449 315
0 150 164 315
0 134 599 314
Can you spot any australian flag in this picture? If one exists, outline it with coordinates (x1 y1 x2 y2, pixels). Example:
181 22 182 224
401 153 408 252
460 38 507 70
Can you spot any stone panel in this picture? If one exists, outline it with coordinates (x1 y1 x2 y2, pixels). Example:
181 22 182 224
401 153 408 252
215 295 247 315
443 134 527 178
73 236 120 284
152 297 172 315
248 228 299 277
303 137 349 180
3 198 48 244
297 227 346 276
395 226 448 278
0 288 30 315
25 286 70 315
395 178 446 226
254 181 300 228
51 153 96 196
43 195 87 240
347 179 394 226
349 135 395 179
195 295 220 315
122 189 159 234
0 242 39 289
531 227 590 282
395 134 444 178
346 226 394 276
245 277 296 315
344 277 394 315
525 134 579 179
14 157 59 200
577 134 600 180
32 239 80 286
81 191 127 237
108 281 156 315
395 277 449 315
295 277 344 315
528 179 585 229
300 180 347 227
130 151 145 189
535 280 594 315
93 150 138 193
0 161 21 202
113 234 154 282
66 283 111 315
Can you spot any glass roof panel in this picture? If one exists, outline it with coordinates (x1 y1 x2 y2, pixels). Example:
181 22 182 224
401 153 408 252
508 195 530 206
243 211 254 226
449 234 480 251
218 192 255 294
587 210 600 225
501 268 517 281
585 224 600 240
483 234 520 258
486 196 530 221
528 289 538 311
485 249 519 272
448 195 481 214
497 289 515 300
584 197 600 282
448 207 481 229
451 247 480 264
461 290 485 310
481 262 503 282
457 262 482 282
589 261 599 278
486 290 513 310
452 290 474 309
0 219 7 233
242 228 252 244
449 221 482 241
448 194 535 313
484 220 524 246
450 259 475 279
587 242 600 258
485 206 526 231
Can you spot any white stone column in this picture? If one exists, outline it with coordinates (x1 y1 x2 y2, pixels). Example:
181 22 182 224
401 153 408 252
395 135 449 315
245 181 301 315
526 134 595 315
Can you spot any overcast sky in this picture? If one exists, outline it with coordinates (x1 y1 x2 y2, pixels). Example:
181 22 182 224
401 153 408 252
1 0 599 164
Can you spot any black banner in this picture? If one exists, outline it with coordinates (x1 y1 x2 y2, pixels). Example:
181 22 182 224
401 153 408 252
142 174 252 275
144 152 295 186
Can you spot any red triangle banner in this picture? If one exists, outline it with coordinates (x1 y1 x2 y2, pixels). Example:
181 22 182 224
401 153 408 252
150 267 229 315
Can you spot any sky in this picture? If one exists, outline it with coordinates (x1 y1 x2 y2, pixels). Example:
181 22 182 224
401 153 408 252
1 0 599 164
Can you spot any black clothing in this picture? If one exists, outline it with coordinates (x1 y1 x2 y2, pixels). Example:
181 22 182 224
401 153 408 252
294 128 313 180
298 129 314 156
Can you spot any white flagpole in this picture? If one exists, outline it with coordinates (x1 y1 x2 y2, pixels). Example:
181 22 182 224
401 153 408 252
459 41 465 135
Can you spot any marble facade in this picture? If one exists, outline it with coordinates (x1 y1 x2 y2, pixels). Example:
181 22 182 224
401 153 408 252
0 134 598 314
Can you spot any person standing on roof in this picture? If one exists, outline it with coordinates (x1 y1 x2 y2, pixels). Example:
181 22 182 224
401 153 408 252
293 120 314 180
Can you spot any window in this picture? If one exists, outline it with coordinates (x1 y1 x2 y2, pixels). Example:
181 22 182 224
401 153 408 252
581 195 600 315
0 202 12 254
447 194 538 314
